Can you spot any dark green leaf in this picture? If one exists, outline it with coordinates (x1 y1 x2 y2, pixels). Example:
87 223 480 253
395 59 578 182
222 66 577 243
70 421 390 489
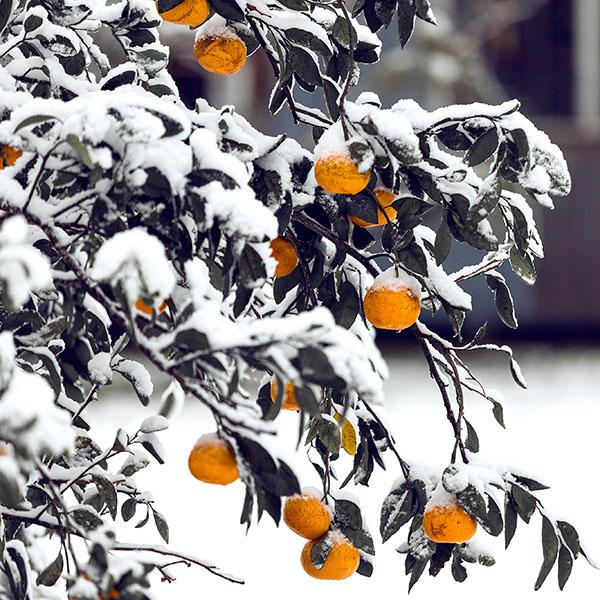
0 0 13 35
397 0 417 48
153 510 169 543
335 499 362 529
121 498 136 522
93 475 117 520
486 273 518 329
434 215 451 265
511 484 536 523
210 0 245 22
513 475 549 492
466 128 499 166
35 552 63 587
310 534 331 569
464 419 479 453
534 516 559 590
330 281 359 329
380 482 415 542
318 418 341 454
238 244 267 285
332 16 358 50
557 521 580 559
505 493 518 548
558 544 574 590
510 246 536 285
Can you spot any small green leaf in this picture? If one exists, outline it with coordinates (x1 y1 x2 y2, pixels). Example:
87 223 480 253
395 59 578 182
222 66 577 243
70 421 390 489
121 498 136 522
66 134 93 168
153 510 169 543
486 272 518 329
464 419 479 453
318 418 341 455
14 114 57 133
434 216 451 265
36 552 63 587
93 475 118 520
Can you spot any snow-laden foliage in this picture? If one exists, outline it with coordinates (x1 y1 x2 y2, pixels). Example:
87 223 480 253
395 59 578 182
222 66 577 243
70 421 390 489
0 0 590 597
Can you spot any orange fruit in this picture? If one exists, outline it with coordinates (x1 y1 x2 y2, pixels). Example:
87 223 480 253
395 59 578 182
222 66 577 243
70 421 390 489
156 0 210 26
194 32 247 75
283 492 331 539
0 145 22 169
270 379 300 411
0 441 8 456
300 533 360 580
314 154 370 196
188 433 239 485
135 299 168 316
423 503 477 543
270 237 298 277
350 188 397 227
363 276 421 331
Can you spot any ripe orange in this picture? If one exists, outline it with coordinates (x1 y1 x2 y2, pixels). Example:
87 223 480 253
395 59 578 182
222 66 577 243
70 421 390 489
283 492 331 539
135 299 168 316
270 237 298 277
350 188 397 227
0 145 22 169
301 533 360 580
423 503 477 543
188 433 239 485
156 0 210 26
0 441 8 456
314 154 370 196
363 275 421 331
270 379 300 411
194 32 247 75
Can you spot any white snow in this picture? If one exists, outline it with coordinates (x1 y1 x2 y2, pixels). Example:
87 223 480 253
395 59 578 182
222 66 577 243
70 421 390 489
140 415 169 434
82 344 600 598
371 266 422 297
88 352 113 386
114 358 154 400
0 334 73 458
0 215 53 307
90 228 176 303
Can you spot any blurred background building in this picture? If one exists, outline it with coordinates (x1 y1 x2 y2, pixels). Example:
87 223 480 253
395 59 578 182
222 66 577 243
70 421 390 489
161 0 600 343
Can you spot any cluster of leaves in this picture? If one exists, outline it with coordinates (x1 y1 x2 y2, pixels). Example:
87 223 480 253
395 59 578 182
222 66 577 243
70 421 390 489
0 0 590 596
311 497 375 576
380 465 591 591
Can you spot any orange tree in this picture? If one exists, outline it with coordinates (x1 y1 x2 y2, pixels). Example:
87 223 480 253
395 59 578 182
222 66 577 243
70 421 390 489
0 0 593 596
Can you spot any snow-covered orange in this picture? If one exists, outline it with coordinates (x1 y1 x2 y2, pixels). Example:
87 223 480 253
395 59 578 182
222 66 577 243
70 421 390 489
135 299 168 316
363 268 421 331
350 188 397 227
270 379 300 411
0 145 22 169
194 30 246 75
156 0 210 27
188 433 239 485
301 532 360 580
284 492 331 539
423 503 477 543
314 154 370 196
270 237 298 277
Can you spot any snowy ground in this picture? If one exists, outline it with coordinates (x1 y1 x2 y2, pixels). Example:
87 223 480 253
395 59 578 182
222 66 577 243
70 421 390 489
90 344 600 599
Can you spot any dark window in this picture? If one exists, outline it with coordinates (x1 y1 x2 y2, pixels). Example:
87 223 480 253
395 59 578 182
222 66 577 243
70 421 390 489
458 0 573 116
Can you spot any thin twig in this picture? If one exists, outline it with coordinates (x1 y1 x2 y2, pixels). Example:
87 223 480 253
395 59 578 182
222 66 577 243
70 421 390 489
293 211 380 277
